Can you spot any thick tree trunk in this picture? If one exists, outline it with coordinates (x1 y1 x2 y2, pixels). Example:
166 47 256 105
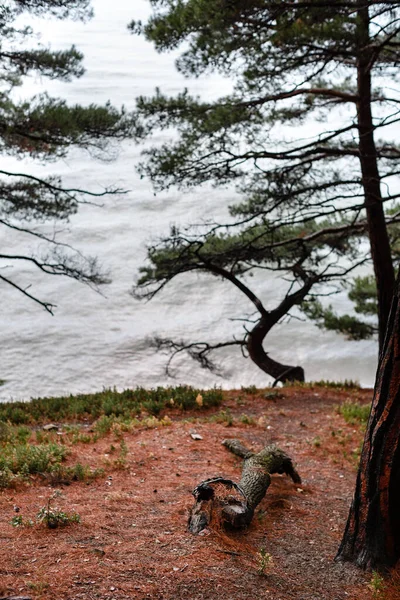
336 272 400 569
247 316 305 384
357 4 395 351
188 439 301 534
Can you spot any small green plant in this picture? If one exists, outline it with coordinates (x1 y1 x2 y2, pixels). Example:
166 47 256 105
210 409 233 427
241 385 258 395
257 548 273 575
71 431 96 444
312 436 321 448
368 570 386 599
11 515 33 527
36 491 81 529
94 414 115 436
338 401 370 426
263 391 283 400
240 414 255 425
27 581 50 593
114 438 128 469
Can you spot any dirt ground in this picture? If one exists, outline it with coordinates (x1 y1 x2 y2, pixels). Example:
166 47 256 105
1 386 399 600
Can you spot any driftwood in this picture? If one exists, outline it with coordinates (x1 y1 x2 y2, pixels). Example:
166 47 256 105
188 439 301 534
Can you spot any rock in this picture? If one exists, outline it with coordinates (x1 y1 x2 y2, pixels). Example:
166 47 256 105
42 423 58 431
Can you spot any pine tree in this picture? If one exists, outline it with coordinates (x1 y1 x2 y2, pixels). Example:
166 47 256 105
1 0 133 313
131 1 400 382
336 268 400 569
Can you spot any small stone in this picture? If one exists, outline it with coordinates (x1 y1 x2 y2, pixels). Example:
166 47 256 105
190 433 203 440
42 423 58 431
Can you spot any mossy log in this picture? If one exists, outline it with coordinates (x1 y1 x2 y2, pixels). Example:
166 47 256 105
188 439 301 534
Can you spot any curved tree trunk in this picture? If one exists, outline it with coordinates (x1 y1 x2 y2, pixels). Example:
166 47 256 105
188 439 301 534
247 316 305 384
204 263 315 383
336 272 400 569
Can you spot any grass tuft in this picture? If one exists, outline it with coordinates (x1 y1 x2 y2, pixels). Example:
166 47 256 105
338 401 371 426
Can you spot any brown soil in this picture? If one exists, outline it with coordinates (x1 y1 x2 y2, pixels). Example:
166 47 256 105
1 386 399 600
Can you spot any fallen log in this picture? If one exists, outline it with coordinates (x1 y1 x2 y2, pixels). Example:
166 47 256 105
188 439 301 534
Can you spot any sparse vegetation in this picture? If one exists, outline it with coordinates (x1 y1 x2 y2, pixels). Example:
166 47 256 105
241 385 258 395
312 436 322 448
368 571 386 599
209 409 233 427
114 439 128 469
37 500 81 529
0 386 223 425
287 380 361 390
338 401 371 426
11 515 33 528
0 422 103 488
239 414 256 426
257 548 273 576
11 491 81 529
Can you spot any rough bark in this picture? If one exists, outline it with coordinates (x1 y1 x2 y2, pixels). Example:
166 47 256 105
336 271 400 570
356 3 395 350
188 439 301 534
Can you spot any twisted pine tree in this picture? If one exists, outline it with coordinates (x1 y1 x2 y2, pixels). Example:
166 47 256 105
1 0 134 313
131 1 400 382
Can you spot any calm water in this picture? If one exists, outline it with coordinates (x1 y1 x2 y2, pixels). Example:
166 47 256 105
0 0 378 401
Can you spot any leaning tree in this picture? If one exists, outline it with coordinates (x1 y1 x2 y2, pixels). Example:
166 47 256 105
0 0 134 313
130 0 400 382
336 267 400 570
